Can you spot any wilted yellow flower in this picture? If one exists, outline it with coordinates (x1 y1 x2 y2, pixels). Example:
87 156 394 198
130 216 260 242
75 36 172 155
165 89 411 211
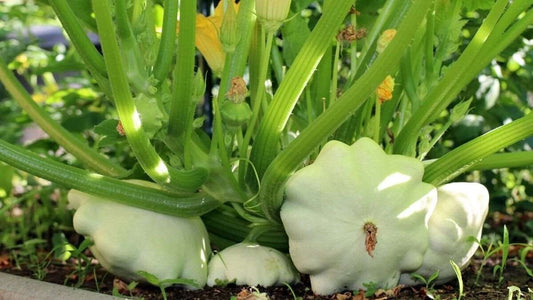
376 29 397 54
179 1 239 75
376 75 395 103
225 76 248 103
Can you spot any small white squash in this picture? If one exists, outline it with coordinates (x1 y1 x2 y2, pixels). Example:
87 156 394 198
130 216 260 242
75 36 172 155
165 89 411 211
207 242 299 287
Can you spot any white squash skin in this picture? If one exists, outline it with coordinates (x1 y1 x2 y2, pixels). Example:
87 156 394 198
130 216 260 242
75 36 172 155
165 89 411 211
67 180 211 289
399 182 489 285
281 138 438 295
207 242 299 287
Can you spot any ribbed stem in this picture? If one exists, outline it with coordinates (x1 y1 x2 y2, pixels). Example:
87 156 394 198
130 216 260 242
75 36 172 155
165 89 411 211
0 139 219 217
168 0 196 139
424 113 533 186
153 0 179 83
468 152 533 171
238 31 274 187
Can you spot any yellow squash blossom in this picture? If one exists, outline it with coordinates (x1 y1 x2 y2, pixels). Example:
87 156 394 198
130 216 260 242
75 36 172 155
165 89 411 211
179 1 239 76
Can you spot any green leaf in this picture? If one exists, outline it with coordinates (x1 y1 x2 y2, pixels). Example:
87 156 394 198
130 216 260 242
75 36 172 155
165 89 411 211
450 260 464 300
61 112 105 133
136 270 161 286
68 0 98 31
281 12 311 66
127 281 139 291
192 116 206 129
428 270 440 285
93 119 126 147
94 119 120 136
450 98 473 123
362 281 378 297
134 93 165 139
435 0 468 62
51 232 75 261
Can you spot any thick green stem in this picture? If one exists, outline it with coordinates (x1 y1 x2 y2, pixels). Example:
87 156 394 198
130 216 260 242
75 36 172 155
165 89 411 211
0 139 219 217
93 0 206 191
114 0 149 92
168 0 196 168
467 152 533 171
49 0 107 77
211 53 234 168
258 0 432 222
0 58 128 178
249 0 354 178
238 31 274 187
153 0 179 83
424 113 533 186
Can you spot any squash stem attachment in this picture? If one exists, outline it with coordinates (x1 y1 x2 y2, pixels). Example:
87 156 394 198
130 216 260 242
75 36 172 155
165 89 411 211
363 222 378 258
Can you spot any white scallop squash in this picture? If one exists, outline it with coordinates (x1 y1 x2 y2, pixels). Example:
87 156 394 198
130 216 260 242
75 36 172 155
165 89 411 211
400 182 489 285
281 138 438 295
68 180 210 289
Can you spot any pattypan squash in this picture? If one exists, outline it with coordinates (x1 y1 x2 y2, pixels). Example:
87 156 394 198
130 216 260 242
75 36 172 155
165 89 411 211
67 180 211 288
281 137 438 295
400 182 489 285
207 242 299 287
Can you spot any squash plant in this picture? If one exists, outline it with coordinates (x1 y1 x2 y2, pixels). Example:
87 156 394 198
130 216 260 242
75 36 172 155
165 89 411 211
0 0 532 294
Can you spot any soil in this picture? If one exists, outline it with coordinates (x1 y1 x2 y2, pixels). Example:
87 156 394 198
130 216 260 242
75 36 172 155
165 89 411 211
1 248 532 300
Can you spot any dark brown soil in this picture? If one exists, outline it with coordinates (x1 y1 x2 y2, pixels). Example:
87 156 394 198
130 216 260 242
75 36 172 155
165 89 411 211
1 248 532 300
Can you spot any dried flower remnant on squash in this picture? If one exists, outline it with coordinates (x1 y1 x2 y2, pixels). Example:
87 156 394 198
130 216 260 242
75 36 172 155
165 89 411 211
363 222 378 257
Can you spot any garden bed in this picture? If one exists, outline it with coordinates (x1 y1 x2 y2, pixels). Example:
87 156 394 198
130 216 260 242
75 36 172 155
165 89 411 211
1 249 532 299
